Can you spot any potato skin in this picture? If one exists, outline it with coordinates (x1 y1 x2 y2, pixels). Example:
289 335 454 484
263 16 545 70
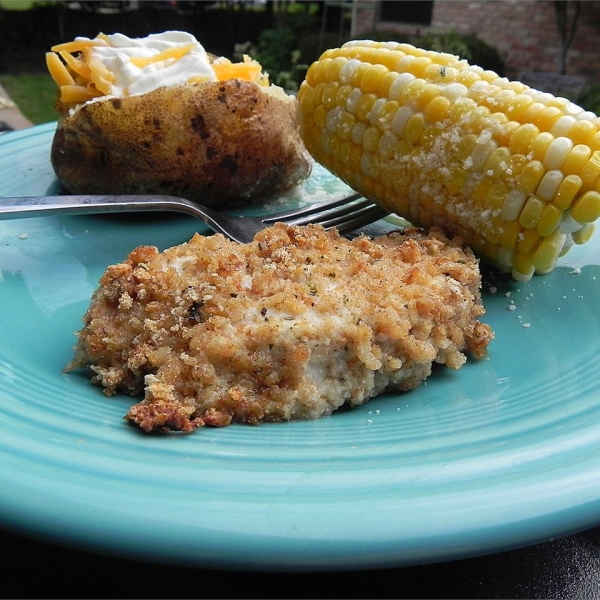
50 80 312 207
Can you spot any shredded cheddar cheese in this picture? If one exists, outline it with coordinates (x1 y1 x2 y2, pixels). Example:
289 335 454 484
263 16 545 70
46 32 269 113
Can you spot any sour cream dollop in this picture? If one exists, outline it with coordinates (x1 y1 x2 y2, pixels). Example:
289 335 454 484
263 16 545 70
83 31 216 97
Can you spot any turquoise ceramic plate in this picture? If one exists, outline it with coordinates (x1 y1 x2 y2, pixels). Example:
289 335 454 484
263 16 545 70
1 123 600 570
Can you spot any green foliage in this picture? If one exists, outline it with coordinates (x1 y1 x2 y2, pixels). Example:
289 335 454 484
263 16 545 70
417 32 506 76
0 73 58 124
578 82 600 115
246 26 506 92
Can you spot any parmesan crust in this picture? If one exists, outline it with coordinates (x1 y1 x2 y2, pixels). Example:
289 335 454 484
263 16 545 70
66 224 493 433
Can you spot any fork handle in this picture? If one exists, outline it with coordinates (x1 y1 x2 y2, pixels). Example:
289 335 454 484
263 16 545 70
0 194 205 220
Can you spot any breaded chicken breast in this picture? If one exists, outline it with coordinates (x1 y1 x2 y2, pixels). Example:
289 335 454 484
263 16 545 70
66 223 493 433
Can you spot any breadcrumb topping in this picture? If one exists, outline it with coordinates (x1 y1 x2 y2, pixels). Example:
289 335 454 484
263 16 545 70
66 223 493 433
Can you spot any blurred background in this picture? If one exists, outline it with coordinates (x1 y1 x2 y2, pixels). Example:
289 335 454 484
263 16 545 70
1 0 600 127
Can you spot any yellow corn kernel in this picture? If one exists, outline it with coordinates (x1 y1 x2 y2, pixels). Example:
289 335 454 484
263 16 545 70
537 203 563 236
515 161 546 194
499 220 523 248
509 123 540 155
355 93 376 121
554 175 583 209
569 119 597 145
423 95 451 123
562 144 592 176
322 81 340 110
513 252 536 281
532 230 567 272
530 132 555 161
375 100 400 131
484 147 512 178
517 228 540 254
363 126 381 153
580 151 600 190
571 190 600 223
534 106 563 131
572 223 595 244
519 195 546 229
403 113 426 145
362 64 389 94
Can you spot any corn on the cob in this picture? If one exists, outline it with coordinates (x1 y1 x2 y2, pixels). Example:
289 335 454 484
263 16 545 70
297 40 600 281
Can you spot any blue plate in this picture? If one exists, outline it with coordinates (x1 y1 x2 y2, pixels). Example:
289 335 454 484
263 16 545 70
1 123 600 570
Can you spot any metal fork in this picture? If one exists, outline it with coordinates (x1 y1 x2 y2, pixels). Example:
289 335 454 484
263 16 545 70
0 192 388 243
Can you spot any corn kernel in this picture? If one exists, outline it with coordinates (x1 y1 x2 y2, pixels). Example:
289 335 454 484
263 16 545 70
550 115 577 137
405 56 432 78
496 245 515 268
516 160 545 194
513 252 535 281
455 69 481 88
506 94 535 120
378 132 399 160
534 106 563 131
536 169 563 201
471 138 498 170
580 151 600 190
388 72 416 101
416 83 441 111
363 126 381 152
516 228 540 254
314 104 327 129
509 123 540 155
424 95 451 123
554 174 582 209
571 190 600 223
339 58 360 86
360 151 379 179
543 137 573 169
482 146 511 179
340 140 353 165
351 121 367 145
519 195 545 228
532 230 566 272
325 57 347 83
502 189 528 221
336 111 355 141
298 85 314 115
523 102 546 123
322 81 340 110
391 106 413 136
335 84 353 108
569 119 596 145
399 79 426 106
562 144 592 176
537 203 563 236
355 93 376 122
368 98 388 126
375 100 400 132
530 132 555 161
589 131 600 153
572 223 595 244
499 220 523 248
378 71 398 98
403 114 426 145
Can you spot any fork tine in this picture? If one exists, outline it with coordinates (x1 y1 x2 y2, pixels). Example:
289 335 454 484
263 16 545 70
320 205 389 234
285 197 376 227
261 192 362 224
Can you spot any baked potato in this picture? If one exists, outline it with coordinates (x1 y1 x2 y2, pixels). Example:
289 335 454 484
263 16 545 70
46 32 311 207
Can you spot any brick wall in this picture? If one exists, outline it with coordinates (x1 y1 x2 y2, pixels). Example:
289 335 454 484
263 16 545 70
352 0 600 85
